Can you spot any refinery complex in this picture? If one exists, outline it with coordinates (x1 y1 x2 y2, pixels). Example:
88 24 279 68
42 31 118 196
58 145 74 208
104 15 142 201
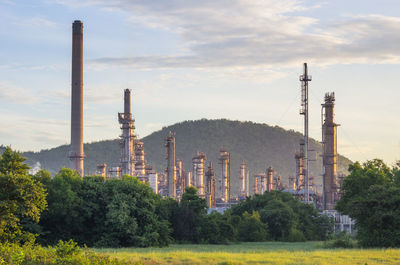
68 20 350 229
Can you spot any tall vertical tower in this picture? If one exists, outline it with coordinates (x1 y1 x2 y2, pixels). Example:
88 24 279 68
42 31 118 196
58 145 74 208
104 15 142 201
322 92 339 210
299 63 312 202
192 152 206 197
219 149 230 202
134 140 146 176
176 159 184 192
267 166 274 192
165 132 177 198
205 162 216 208
118 89 136 176
239 162 246 197
69 20 85 176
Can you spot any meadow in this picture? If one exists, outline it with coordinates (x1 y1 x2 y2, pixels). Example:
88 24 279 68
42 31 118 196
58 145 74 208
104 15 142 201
96 242 400 264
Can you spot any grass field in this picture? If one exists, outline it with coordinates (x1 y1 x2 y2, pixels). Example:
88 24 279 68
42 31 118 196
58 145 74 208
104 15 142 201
96 242 400 264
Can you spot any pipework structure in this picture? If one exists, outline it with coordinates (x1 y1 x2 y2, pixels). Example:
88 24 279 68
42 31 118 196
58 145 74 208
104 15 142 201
69 20 86 176
322 92 339 210
299 63 312 202
192 152 206 197
118 89 136 176
205 162 216 208
219 149 231 202
165 131 177 198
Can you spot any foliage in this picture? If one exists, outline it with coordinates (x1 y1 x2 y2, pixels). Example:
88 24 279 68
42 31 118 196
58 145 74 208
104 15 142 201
237 211 268 242
0 147 30 176
336 159 400 247
0 147 47 243
0 240 128 265
323 232 357 249
38 171 171 247
229 191 332 241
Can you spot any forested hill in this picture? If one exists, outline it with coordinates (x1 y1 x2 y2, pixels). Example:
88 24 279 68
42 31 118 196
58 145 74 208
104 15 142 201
17 119 351 192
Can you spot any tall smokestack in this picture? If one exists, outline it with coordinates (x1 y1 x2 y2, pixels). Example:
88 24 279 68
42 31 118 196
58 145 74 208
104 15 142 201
69 20 85 176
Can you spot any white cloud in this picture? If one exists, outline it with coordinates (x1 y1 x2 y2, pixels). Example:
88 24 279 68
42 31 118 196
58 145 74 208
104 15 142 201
0 81 39 103
66 0 400 71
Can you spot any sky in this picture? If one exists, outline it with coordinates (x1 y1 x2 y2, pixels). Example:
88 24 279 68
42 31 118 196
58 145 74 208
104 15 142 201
0 0 399 165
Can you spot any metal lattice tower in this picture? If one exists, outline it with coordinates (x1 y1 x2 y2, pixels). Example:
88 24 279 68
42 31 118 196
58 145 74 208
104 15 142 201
299 63 312 203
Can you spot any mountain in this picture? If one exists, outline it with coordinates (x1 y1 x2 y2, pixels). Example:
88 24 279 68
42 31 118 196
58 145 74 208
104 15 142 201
17 119 352 194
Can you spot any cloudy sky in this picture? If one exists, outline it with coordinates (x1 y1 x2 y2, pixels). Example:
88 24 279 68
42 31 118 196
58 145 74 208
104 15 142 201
0 0 399 164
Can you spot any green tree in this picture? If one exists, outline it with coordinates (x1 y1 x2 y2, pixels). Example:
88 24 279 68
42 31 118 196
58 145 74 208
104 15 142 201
0 147 30 175
174 186 208 243
336 160 400 247
38 168 83 245
0 147 47 243
237 211 268 242
259 200 294 240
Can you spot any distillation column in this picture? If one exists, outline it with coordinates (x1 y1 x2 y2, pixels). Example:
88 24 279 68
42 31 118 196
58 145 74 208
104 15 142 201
267 166 274 192
118 89 136 176
134 140 146 176
239 162 246 197
219 149 230 202
205 162 216 208
165 132 177 198
176 159 184 193
69 20 85 176
322 92 339 210
192 152 206 197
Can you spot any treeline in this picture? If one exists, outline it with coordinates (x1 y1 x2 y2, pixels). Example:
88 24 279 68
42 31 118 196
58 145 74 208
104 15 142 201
35 173 332 246
0 147 333 247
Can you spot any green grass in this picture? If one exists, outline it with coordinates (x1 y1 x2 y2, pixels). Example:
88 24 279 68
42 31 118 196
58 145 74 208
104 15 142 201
95 242 400 264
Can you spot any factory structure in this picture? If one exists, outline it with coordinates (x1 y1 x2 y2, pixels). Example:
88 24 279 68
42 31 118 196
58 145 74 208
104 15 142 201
67 20 351 229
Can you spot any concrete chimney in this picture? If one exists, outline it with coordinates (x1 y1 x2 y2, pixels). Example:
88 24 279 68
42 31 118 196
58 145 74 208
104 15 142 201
69 20 85 176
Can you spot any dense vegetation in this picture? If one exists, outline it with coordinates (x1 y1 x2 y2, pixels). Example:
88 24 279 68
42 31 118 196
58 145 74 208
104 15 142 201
36 169 170 247
336 159 400 247
34 174 332 246
0 148 47 244
18 119 352 194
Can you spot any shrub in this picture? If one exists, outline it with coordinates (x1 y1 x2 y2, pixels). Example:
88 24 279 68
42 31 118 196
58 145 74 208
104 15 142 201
0 240 129 265
286 229 306 242
324 232 357 248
